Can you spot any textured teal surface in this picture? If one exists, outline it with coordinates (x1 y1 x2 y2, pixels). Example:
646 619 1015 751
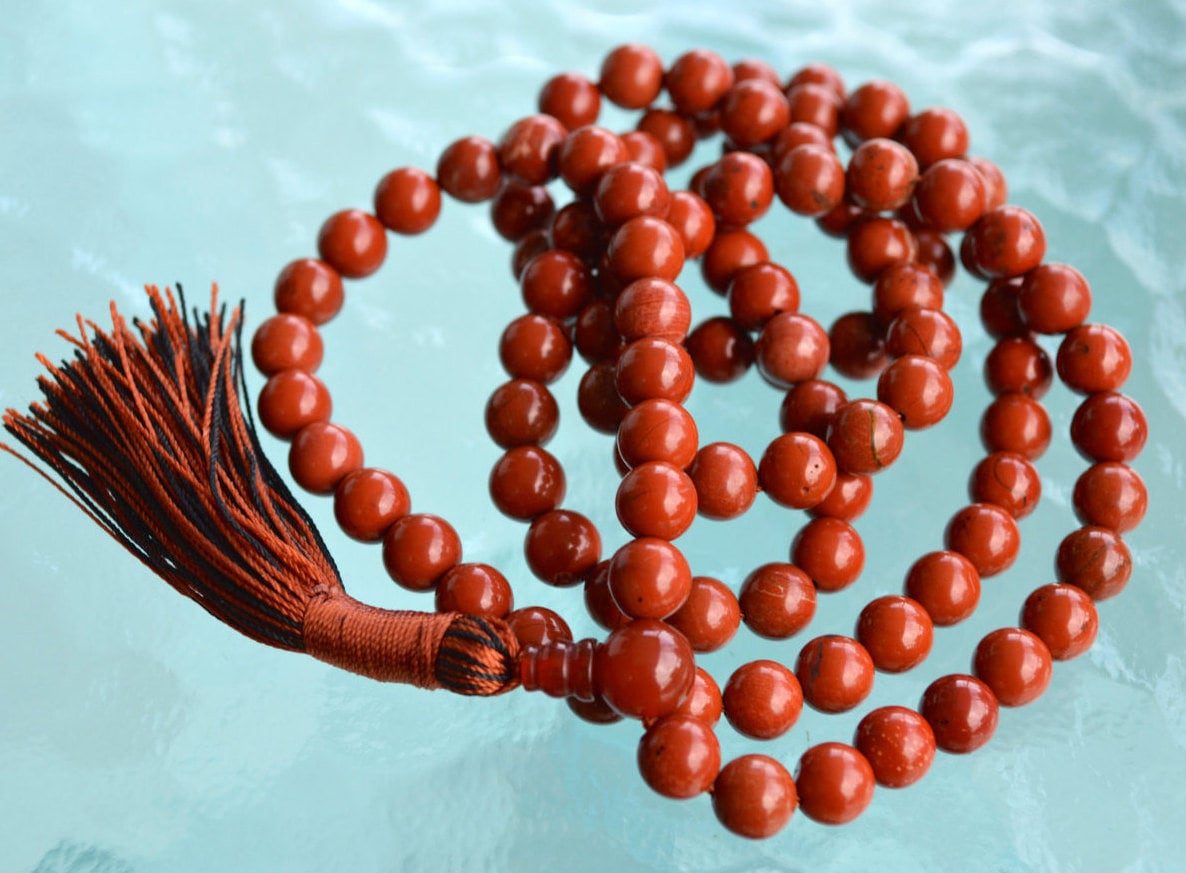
2 2 1185 871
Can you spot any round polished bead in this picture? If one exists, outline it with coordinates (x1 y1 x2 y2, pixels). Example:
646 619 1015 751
847 138 918 211
674 666 723 725
785 83 841 136
607 216 685 283
970 156 1008 208
759 432 837 510
577 363 630 434
898 107 968 167
1072 462 1147 533
499 314 572 383
728 263 800 331
755 312 830 388
795 743 876 825
273 259 344 326
973 628 1052 707
944 503 1020 577
854 706 936 789
796 635 875 713
333 467 410 543
1070 392 1147 463
913 228 957 285
538 72 601 130
685 317 755 383
615 337 695 405
520 250 593 320
712 754 797 839
489 446 566 521
374 166 441 235
617 399 699 470
771 121 834 163
704 152 774 227
557 125 628 195
905 551 981 626
317 209 387 279
847 216 917 283
511 230 550 280
779 379 847 438
981 393 1052 460
567 694 623 725
609 537 692 620
498 114 567 186
491 182 554 242
810 472 874 521
872 263 944 325
1018 263 1092 335
985 337 1053 398
288 421 363 494
595 162 670 226
666 49 734 115
584 560 630 631
595 619 695 720
637 109 697 167
885 307 962 370
1056 526 1133 600
1022 583 1099 660
663 190 715 258
616 461 698 540
775 144 845 217
701 228 769 293
550 201 603 263
574 300 621 365
723 660 803 740
733 58 781 85
829 312 888 380
381 513 461 591
1057 324 1132 394
614 278 691 343
788 63 845 98
910 158 986 232
621 130 667 172
437 136 502 202
667 576 741 653
857 596 933 673
688 442 759 519
980 277 1027 339
827 399 905 474
965 206 1046 279
599 44 663 109
792 517 864 592
507 606 572 648
257 369 331 439
842 80 910 144
525 509 601 587
486 379 559 448
739 562 816 639
720 79 790 147
638 715 720 799
969 451 1041 519
434 563 513 618
877 355 953 429
920 674 999 754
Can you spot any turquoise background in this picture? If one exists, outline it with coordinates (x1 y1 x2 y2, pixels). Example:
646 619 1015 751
2 1 1185 871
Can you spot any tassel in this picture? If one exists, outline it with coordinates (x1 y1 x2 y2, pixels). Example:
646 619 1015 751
1 284 519 696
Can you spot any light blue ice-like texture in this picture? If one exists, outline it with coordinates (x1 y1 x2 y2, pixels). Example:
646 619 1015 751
1 1 1184 871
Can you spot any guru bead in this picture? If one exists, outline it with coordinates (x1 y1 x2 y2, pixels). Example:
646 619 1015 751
594 619 696 719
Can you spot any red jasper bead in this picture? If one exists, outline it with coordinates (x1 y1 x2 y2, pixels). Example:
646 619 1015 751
436 136 502 203
785 83 841 137
829 312 888 379
688 441 759 519
666 49 734 115
252 314 324 376
712 754 797 839
792 517 864 592
739 562 817 639
499 114 567 185
616 461 698 540
720 79 790 147
486 379 559 448
599 44 664 109
796 635 875 713
944 503 1020 577
615 337 695 405
512 230 550 279
728 262 800 331
885 307 962 370
854 706 936 789
507 606 572 647
985 337 1053 398
608 537 692 619
842 80 910 144
1022 583 1099 660
979 277 1027 339
614 278 691 343
827 399 905 474
771 121 834 162
557 125 628 195
973 628 1052 707
374 167 441 235
723 659 803 740
382 513 461 591
775 144 846 217
755 312 830 388
578 363 629 434
499 314 572 383
1070 392 1147 463
733 58 781 86
779 379 847 438
847 216 917 283
1073 462 1147 532
970 156 1008 208
607 216 685 283
905 550 981 626
810 472 874 521
685 317 755 383
701 228 769 293
759 432 837 510
667 576 740 653
274 259 344 325
491 182 554 242
664 190 715 258
847 138 919 211
617 399 699 470
913 228 957 285
876 354 954 429
920 674 999 754
573 301 622 365
981 392 1052 460
489 446 566 520
856 595 933 672
1056 526 1133 600
872 263 944 325
584 560 630 632
704 152 775 226
288 421 363 494
637 715 720 799
333 467 410 543
595 162 670 226
434 563 513 618
567 694 622 725
550 201 603 263
538 72 601 130
525 509 601 587
795 743 876 825
788 63 846 99
910 158 986 232
595 619 696 720
673 666 723 725
1057 324 1132 393
621 130 667 172
899 107 969 167
638 109 697 167
1018 263 1092 334
520 250 593 321
317 209 387 279
969 451 1041 519
965 206 1046 279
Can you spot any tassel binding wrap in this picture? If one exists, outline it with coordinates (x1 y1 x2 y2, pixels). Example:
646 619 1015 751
1 285 519 696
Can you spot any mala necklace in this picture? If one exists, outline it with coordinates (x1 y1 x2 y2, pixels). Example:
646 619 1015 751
3 45 1148 841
